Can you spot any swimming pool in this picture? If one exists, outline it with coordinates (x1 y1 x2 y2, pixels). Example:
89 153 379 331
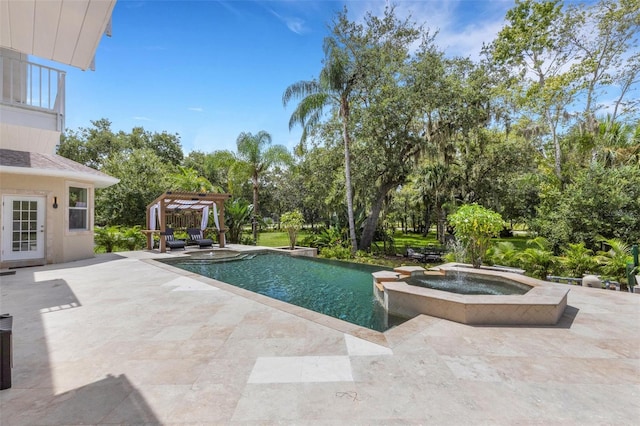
160 252 406 332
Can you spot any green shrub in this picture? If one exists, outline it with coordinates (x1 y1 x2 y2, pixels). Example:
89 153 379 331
120 225 146 251
597 238 632 287
519 237 558 280
94 226 122 253
320 245 353 260
226 199 253 244
559 243 598 277
301 226 346 249
448 204 505 268
280 210 305 250
486 241 520 267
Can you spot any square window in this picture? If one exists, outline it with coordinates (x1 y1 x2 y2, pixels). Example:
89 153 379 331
69 208 88 230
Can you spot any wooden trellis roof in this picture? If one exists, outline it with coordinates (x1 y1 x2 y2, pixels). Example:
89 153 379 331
147 191 230 213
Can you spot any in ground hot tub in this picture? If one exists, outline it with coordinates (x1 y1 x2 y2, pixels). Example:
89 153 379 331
373 263 569 326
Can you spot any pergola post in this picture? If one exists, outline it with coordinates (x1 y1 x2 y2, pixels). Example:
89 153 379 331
145 205 153 250
218 200 227 248
159 198 166 253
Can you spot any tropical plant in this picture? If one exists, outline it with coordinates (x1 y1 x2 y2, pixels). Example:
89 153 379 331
225 199 254 244
520 237 558 280
487 241 521 267
302 226 346 250
235 131 292 241
280 210 305 250
94 226 122 253
560 242 598 277
597 237 632 287
447 204 505 268
120 225 146 251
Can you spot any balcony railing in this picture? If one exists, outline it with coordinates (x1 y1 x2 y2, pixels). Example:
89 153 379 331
0 55 66 131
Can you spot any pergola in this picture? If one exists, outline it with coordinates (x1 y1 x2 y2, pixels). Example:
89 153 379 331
144 191 231 252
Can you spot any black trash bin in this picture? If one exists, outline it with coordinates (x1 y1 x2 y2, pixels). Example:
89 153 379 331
0 314 12 390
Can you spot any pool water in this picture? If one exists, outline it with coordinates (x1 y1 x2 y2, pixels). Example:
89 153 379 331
160 252 406 332
405 274 531 295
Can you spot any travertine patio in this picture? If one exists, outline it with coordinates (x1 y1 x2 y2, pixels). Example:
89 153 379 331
1 249 638 424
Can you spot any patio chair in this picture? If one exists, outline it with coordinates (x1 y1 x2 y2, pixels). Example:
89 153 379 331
161 228 186 250
187 228 214 248
406 248 426 263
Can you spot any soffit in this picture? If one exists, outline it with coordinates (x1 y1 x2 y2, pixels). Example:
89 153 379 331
0 148 119 188
0 0 116 70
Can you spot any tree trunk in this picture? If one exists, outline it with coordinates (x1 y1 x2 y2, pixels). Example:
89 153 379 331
342 109 358 256
549 116 563 186
422 194 432 237
359 182 396 251
252 174 259 241
436 200 446 244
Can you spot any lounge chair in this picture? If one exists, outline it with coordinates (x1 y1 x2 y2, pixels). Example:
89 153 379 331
406 248 426 263
161 228 186 250
187 228 214 248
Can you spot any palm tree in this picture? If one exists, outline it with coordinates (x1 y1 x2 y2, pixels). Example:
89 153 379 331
225 199 254 244
168 166 218 192
595 118 640 167
283 36 360 255
235 131 291 241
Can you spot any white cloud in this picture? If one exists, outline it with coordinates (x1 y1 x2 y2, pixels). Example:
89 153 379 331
346 0 510 60
435 19 506 59
268 8 308 35
133 116 152 121
188 107 204 112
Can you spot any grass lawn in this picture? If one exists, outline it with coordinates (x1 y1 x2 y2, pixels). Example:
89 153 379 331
257 231 311 247
258 230 531 252
392 231 440 250
494 235 529 251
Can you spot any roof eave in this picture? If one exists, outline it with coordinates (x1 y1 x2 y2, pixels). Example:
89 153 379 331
0 165 119 189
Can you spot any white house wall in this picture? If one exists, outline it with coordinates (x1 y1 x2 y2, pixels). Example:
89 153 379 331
0 172 95 268
0 110 62 148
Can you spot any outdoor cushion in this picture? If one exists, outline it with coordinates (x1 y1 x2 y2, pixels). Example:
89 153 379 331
187 228 214 248
162 228 186 250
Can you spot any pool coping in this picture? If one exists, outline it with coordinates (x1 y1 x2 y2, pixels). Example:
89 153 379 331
373 263 570 326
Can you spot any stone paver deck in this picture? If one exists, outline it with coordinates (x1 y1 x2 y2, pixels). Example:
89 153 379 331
0 248 639 425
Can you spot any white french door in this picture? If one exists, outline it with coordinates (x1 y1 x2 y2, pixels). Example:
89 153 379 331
1 195 45 261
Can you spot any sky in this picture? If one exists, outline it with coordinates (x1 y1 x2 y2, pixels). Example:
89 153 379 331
58 0 518 155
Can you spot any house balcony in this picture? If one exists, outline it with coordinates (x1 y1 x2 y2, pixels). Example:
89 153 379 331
0 51 65 153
